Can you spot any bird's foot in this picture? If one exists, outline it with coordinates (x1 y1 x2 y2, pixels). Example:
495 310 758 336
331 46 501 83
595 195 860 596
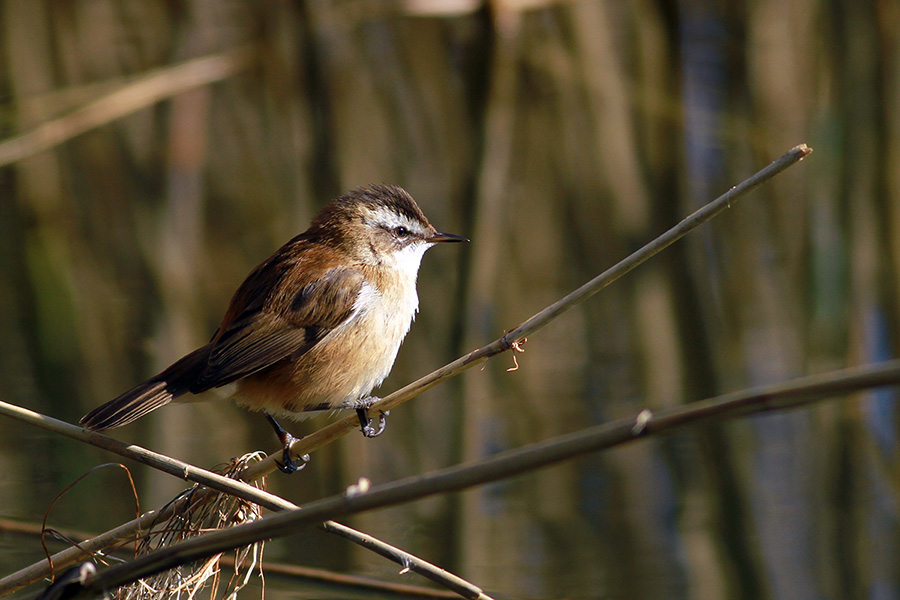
357 408 389 438
354 397 390 438
265 413 310 474
276 450 310 474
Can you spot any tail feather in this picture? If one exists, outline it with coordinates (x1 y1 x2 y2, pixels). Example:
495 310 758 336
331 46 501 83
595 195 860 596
80 346 212 431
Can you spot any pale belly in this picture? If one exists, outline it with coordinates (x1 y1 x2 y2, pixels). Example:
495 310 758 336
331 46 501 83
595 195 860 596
233 291 417 419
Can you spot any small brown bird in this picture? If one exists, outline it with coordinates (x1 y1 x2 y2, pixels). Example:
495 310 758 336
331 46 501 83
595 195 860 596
81 184 467 470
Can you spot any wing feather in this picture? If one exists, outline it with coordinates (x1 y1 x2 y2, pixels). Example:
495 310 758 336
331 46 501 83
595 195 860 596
190 264 367 392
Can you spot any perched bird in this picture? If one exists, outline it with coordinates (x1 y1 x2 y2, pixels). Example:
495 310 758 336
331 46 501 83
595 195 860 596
80 184 467 471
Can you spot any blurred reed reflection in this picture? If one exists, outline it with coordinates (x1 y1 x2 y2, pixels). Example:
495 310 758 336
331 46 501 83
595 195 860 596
0 1 897 599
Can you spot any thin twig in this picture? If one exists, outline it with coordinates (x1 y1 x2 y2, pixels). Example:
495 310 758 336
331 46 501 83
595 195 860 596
0 402 492 600
0 519 458 599
0 401 285 504
216 554 461 599
0 501 188 596
66 358 900 598
241 143 814 478
499 144 812 343
0 46 255 167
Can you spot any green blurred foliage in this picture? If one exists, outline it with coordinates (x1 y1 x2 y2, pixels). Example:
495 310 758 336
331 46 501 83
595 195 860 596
1 1 898 599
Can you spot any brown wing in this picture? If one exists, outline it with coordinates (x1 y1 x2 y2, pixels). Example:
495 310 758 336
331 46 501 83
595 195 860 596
81 238 367 430
190 248 367 393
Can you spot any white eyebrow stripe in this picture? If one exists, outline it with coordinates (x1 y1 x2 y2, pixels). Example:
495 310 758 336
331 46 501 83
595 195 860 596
380 214 415 229
364 207 426 236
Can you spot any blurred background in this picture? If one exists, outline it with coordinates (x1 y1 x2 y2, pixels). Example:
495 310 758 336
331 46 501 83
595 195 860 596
0 1 897 599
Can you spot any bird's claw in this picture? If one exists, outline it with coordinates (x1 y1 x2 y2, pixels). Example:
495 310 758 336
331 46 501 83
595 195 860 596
275 451 310 474
357 408 390 438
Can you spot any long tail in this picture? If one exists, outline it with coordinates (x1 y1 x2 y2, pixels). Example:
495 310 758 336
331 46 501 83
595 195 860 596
80 346 212 431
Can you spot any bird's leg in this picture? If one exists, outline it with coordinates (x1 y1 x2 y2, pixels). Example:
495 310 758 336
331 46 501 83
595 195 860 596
264 413 309 474
346 396 389 438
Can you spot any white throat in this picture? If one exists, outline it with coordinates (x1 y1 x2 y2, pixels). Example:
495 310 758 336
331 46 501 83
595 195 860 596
386 241 433 280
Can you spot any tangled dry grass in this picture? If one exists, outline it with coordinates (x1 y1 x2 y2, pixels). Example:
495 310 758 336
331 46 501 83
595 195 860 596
115 453 268 600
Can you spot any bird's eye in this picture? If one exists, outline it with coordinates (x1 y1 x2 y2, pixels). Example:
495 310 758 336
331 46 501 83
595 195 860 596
394 226 410 237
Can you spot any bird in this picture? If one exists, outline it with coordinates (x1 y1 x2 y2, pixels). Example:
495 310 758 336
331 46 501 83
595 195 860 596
80 184 467 471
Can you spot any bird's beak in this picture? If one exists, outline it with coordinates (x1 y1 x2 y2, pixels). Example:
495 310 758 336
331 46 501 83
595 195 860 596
426 231 469 243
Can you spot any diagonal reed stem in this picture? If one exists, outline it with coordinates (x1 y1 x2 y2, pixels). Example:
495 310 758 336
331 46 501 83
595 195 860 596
241 143 814 477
